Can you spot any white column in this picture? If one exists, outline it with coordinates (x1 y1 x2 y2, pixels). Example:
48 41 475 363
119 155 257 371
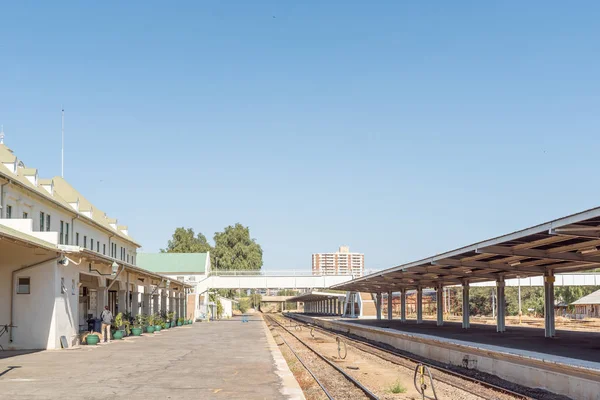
416 287 423 324
436 285 444 326
544 271 556 337
376 292 382 320
497 277 506 333
462 281 470 329
387 291 393 320
400 288 406 322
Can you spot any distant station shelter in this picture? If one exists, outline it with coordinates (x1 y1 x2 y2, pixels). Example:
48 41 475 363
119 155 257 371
332 206 600 338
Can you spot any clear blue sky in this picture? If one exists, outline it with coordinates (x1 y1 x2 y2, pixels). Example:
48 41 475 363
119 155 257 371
1 2 599 271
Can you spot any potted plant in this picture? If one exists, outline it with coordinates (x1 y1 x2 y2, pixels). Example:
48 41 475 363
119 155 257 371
112 313 126 340
177 317 184 326
154 314 163 331
146 314 155 333
131 315 144 336
166 312 175 328
86 333 100 345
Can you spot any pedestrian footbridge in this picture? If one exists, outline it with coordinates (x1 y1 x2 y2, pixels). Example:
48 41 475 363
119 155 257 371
195 271 354 295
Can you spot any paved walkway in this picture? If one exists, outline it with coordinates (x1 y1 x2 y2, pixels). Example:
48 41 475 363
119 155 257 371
0 315 304 399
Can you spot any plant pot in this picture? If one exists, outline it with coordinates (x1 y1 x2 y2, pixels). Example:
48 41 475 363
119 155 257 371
146 326 155 333
177 321 183 326
112 330 124 340
162 324 169 329
189 320 193 324
131 327 143 336
171 321 176 328
154 325 162 332
86 334 99 345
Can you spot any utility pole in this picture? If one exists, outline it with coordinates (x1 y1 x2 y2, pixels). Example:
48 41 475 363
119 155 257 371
518 276 522 324
61 107 65 177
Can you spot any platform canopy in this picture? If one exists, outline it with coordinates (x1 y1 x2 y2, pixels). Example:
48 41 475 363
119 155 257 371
288 291 347 302
332 206 600 293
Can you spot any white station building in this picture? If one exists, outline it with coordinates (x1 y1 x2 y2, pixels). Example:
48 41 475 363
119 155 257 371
0 139 190 350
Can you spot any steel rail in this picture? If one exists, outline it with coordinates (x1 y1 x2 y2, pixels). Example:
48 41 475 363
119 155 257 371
265 315 379 400
282 314 535 400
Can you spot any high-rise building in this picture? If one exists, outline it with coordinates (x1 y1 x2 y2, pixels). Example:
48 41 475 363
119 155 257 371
312 246 364 277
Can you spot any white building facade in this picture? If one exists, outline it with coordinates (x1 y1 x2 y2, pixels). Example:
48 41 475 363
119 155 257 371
0 141 189 350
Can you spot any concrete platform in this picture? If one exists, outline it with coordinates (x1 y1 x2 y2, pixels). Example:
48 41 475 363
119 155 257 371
0 315 304 400
346 318 600 364
293 314 600 400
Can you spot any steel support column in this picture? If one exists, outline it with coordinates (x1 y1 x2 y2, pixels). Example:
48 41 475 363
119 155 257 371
387 291 393 320
350 292 356 318
544 271 556 338
436 285 444 326
462 281 470 329
376 292 382 320
400 288 406 322
416 287 423 324
497 277 506 333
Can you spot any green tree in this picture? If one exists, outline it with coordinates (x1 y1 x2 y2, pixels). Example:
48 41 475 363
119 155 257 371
212 223 263 271
278 289 298 296
161 227 212 253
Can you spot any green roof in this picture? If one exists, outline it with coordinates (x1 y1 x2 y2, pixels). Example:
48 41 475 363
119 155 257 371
137 253 209 274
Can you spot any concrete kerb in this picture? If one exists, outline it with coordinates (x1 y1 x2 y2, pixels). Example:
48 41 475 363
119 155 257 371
260 315 306 400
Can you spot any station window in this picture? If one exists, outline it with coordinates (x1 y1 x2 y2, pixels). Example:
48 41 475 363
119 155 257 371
6 205 12 219
65 223 69 245
40 212 45 230
17 277 30 294
103 243 106 255
84 236 87 249
91 238 94 251
177 276 185 282
46 214 51 231
97 241 100 253
76 232 79 246
60 221 64 244
22 212 28 219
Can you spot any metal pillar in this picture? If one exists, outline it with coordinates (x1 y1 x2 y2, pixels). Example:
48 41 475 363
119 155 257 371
152 294 159 314
400 288 406 322
161 291 167 313
436 285 444 326
350 292 356 318
416 287 423 324
387 291 393 320
544 271 556 338
376 292 382 320
496 277 506 333
462 281 470 329
142 293 150 315
131 291 140 317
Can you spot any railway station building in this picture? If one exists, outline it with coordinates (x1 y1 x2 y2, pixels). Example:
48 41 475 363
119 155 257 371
0 142 190 350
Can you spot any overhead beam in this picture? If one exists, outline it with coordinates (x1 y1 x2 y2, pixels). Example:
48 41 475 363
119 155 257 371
433 258 548 274
478 245 600 263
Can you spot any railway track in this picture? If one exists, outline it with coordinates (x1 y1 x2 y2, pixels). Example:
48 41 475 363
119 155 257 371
275 313 537 400
265 314 379 400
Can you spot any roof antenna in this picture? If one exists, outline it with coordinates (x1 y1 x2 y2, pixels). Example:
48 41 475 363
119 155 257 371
0 125 4 144
61 107 65 177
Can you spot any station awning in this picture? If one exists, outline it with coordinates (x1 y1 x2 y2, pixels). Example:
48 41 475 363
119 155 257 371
332 206 600 293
